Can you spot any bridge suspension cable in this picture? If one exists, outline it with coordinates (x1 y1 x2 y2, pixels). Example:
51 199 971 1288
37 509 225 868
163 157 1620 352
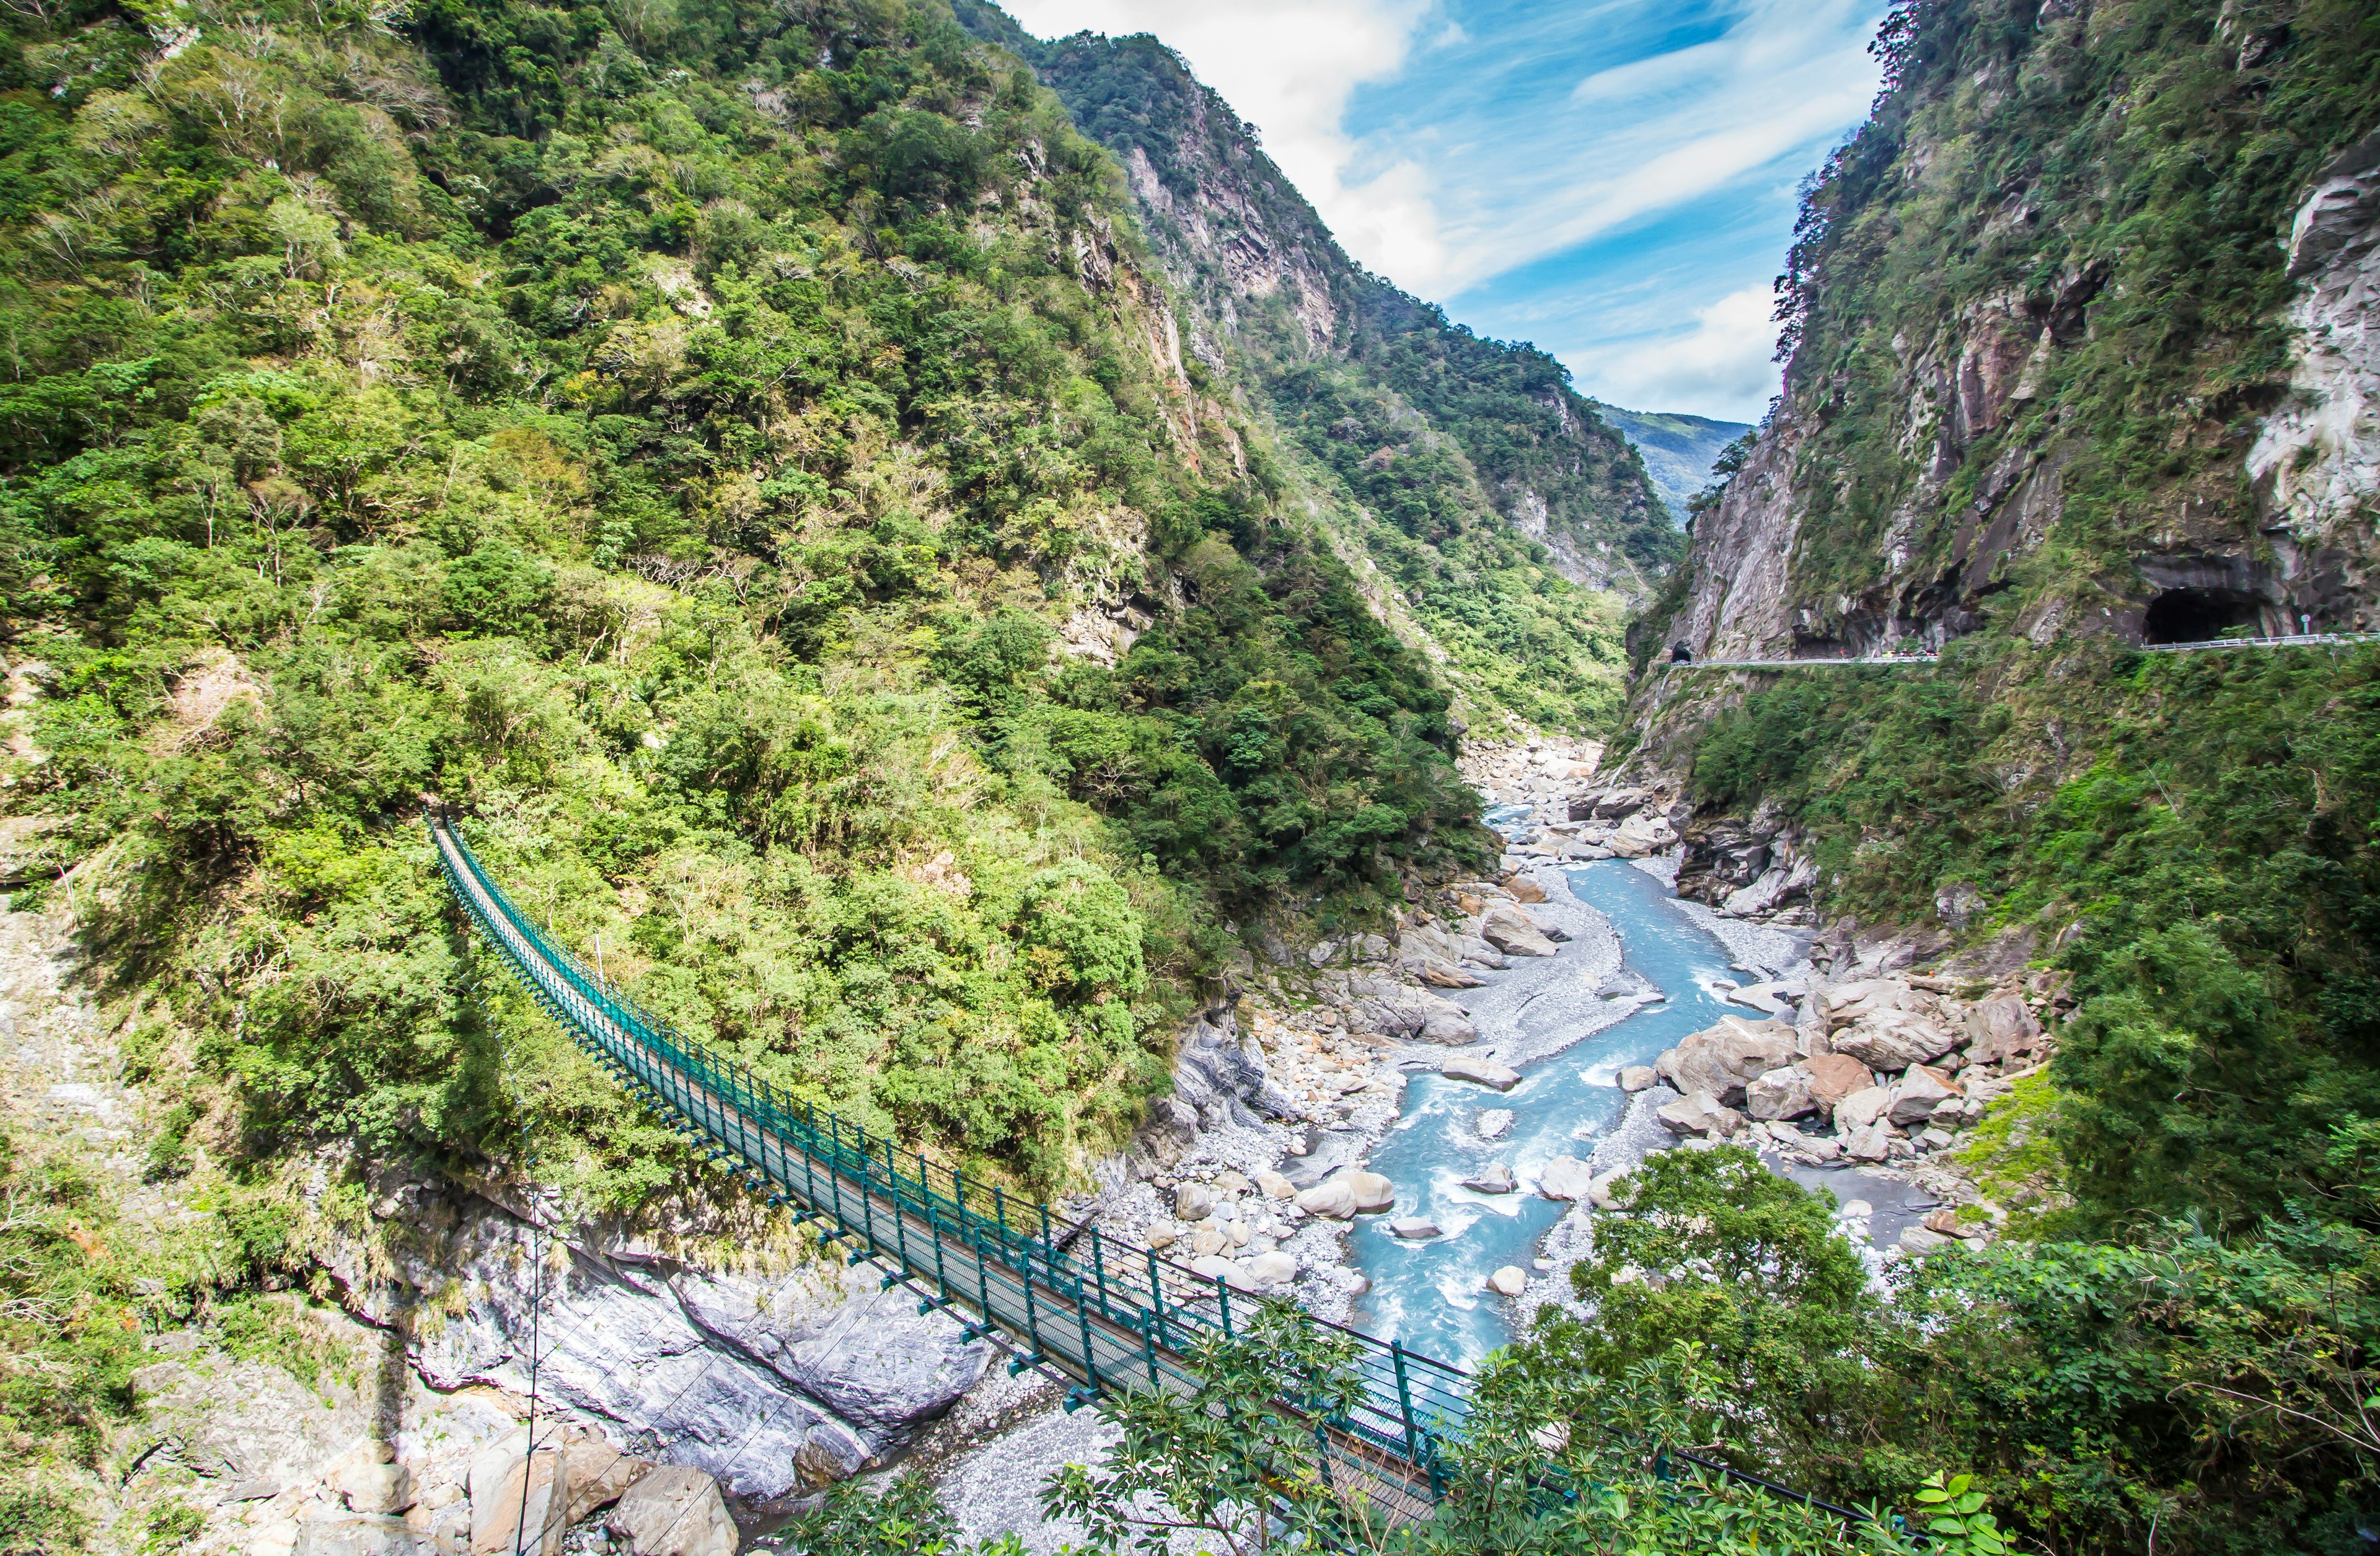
426 805 1468 1523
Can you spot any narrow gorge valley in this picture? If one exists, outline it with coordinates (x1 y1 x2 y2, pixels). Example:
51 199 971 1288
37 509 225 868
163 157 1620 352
0 0 2376 1553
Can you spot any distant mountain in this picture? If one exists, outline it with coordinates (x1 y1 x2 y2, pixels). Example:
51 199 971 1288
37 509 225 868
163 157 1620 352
952 7 1677 617
1593 407 1754 525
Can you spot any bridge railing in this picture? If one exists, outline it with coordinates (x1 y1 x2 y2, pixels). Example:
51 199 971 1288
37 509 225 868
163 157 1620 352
428 808 1473 1497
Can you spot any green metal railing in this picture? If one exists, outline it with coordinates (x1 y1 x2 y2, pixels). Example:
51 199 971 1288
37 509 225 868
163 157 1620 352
428 807 1469 1518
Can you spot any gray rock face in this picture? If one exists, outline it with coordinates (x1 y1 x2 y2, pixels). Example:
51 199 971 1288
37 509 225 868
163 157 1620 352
332 1176 992 1502
2251 128 2380 556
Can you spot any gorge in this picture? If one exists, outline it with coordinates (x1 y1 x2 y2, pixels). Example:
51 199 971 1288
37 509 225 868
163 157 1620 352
1 0 2377 1554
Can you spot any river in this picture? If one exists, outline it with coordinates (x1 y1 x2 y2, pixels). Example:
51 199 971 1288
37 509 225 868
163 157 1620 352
1344 809 1778 1367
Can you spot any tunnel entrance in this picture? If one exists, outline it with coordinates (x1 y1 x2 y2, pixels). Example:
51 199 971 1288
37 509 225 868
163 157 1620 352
2142 587 2266 645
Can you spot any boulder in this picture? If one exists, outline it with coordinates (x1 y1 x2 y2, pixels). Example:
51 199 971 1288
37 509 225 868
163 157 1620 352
1442 1056 1522 1091
1189 1254 1236 1282
1834 1085 1893 1132
296 1513 419 1556
1389 1216 1441 1239
1744 1064 1818 1122
1802 1053 1874 1109
1818 978 1920 1027
1898 1226 1957 1256
1344 1171 1396 1212
1350 985 1479 1045
1504 875 1549 903
606 1467 738 1556
1461 1161 1515 1194
470 1441 568 1556
1928 1094 1985 1129
1607 811 1678 858
1654 1016 1798 1106
1656 1092 1743 1138
1486 1266 1528 1296
1833 1008 1960 1072
1842 1120 1896 1162
1253 1169 1295 1200
1174 1184 1216 1221
1236 1252 1298 1291
561 1438 652 1524
1451 934 1509 969
1412 959 1486 989
1294 1178 1358 1220
1963 993 2043 1065
1617 1065 1659 1092
1188 1226 1228 1257
1587 1171 1629 1208
1538 1156 1596 1201
1479 906 1559 958
330 1445 412 1516
1885 1066 1963 1127
1574 788 1649 821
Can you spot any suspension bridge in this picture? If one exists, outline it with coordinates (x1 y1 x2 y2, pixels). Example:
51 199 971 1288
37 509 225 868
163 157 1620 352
428 805 1469 1527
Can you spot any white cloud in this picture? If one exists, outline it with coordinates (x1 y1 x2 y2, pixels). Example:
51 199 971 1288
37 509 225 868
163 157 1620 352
1571 285 1781 417
1000 0 1457 284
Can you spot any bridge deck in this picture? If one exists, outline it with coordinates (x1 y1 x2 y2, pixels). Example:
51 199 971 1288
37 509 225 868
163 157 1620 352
429 811 1461 1526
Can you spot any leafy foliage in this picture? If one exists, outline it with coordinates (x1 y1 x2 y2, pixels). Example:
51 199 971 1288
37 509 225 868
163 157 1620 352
0 0 1491 1208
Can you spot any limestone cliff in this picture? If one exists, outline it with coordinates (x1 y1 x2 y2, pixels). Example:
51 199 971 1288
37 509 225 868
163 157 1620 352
1637 1 2380 670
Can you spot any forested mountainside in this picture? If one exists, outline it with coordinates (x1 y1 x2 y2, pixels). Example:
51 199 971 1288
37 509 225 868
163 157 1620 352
0 0 1516 1524
1593 405 1751 524
952 7 1667 728
1587 1 2380 1545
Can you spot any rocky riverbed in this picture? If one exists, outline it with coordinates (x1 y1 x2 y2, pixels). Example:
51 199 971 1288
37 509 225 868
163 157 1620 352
0 736 2066 1556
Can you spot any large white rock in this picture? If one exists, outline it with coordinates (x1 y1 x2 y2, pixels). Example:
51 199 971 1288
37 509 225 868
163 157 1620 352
1745 1063 1818 1122
1486 1266 1528 1296
1253 1169 1295 1200
1963 993 2043 1065
1886 1065 1963 1127
1189 1254 1237 1282
1442 1056 1522 1091
470 1440 566 1556
1655 1016 1797 1105
1833 1009 1960 1072
1538 1156 1596 1202
1655 1091 1743 1138
1617 1065 1659 1092
1843 1120 1896 1162
606 1466 737 1556
1344 1171 1396 1212
1174 1183 1216 1221
1834 1084 1894 1132
1349 984 1480 1044
1479 905 1559 958
1294 1177 1358 1220
1389 1216 1441 1239
1461 1161 1515 1194
1236 1252 1298 1291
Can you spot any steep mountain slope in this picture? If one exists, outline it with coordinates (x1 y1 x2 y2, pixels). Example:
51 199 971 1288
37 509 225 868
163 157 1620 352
1624 0 2380 1230
1593 405 1752 522
953 8 1668 730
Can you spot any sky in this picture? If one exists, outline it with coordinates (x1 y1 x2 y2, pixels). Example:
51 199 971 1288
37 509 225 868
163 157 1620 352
997 0 1896 423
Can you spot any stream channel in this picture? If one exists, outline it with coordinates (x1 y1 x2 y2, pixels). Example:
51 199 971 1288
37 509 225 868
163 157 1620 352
1344 806 1944 1368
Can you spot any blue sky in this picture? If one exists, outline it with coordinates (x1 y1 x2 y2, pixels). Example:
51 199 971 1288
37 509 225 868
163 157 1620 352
999 0 1895 421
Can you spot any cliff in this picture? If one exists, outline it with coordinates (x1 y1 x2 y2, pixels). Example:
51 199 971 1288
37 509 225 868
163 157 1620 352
1613 0 2380 1241
1642 0 2380 664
